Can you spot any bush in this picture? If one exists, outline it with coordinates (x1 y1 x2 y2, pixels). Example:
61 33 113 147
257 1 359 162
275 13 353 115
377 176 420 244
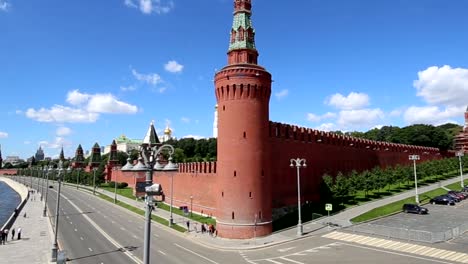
118 182 128 188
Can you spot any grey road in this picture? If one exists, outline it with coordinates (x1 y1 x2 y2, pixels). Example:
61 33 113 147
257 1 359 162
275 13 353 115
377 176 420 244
22 176 467 264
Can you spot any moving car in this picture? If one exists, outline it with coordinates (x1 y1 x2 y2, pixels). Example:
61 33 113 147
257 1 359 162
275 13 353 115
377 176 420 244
402 204 428 214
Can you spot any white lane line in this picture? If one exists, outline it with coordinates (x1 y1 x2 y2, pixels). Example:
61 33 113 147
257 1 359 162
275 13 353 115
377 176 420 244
280 257 304 264
174 243 219 264
158 250 166 256
278 247 296 252
120 227 126 231
265 260 283 264
89 248 93 252
74 229 78 232
133 235 138 239
70 222 73 225
61 194 142 264
80 237 84 240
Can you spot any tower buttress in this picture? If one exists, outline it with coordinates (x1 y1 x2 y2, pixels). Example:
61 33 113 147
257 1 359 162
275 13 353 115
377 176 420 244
214 0 272 239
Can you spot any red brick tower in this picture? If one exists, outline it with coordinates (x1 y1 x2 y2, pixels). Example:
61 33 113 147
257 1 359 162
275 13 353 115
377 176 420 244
464 106 468 133
214 0 272 239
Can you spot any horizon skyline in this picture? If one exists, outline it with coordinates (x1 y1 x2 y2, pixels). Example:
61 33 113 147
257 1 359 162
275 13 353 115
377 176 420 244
1 0 468 159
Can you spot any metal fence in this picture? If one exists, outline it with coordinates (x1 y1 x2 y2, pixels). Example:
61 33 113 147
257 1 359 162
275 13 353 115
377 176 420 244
349 222 468 243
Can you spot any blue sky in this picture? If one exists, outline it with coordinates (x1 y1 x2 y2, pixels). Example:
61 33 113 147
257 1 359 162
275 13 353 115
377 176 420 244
1 0 468 159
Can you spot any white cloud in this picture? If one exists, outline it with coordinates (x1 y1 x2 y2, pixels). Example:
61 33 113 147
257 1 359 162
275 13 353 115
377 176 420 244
132 69 163 85
274 89 289 100
403 105 463 125
337 108 384 128
165 60 184 73
306 113 320 122
389 108 403 117
182 135 205 140
326 92 370 110
125 0 174 15
56 127 72 136
0 131 8 138
181 117 190 123
158 87 167 93
306 112 337 123
86 93 138 114
414 65 468 107
67 89 90 106
39 137 71 149
120 85 136 92
26 105 99 123
0 0 10 11
315 123 335 132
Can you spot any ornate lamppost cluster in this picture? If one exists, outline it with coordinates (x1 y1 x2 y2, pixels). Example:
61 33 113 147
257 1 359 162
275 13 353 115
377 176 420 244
122 122 179 264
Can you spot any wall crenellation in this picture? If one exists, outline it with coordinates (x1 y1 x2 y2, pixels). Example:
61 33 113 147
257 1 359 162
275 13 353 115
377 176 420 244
177 161 217 174
269 121 439 154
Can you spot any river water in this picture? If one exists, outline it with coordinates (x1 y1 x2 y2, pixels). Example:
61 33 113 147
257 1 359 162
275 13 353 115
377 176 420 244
0 181 21 227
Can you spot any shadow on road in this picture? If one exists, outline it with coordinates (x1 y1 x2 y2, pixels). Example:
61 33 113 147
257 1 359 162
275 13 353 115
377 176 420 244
66 245 139 262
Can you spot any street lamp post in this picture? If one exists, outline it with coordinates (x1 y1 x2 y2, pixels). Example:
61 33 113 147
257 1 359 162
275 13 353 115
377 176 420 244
43 165 52 217
409 154 420 204
114 170 118 204
456 152 464 188
190 195 193 217
51 161 64 262
92 167 97 195
169 172 175 226
122 127 178 264
290 158 307 236
76 168 82 189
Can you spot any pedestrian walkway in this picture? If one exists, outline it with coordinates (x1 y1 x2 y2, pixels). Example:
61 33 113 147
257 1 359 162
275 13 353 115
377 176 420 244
0 181 53 264
323 231 468 263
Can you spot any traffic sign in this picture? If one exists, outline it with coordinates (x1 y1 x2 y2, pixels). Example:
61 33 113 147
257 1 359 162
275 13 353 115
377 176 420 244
325 203 332 211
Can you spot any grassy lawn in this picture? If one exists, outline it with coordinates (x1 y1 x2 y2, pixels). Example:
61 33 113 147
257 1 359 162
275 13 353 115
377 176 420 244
350 178 468 223
98 184 216 225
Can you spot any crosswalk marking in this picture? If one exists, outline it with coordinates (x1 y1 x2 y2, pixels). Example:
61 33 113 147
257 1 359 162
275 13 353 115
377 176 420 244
323 231 468 263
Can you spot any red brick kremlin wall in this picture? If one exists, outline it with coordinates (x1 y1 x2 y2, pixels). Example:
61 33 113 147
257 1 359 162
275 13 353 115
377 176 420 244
268 122 440 207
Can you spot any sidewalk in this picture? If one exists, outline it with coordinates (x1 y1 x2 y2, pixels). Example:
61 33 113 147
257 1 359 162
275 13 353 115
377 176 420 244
0 178 53 264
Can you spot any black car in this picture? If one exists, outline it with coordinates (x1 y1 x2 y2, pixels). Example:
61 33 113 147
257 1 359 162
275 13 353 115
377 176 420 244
429 195 456 205
402 204 428 214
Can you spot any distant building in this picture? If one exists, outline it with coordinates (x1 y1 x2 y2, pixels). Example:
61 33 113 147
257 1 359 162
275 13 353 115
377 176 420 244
454 106 468 153
161 124 173 143
34 146 45 161
104 134 142 154
3 156 25 166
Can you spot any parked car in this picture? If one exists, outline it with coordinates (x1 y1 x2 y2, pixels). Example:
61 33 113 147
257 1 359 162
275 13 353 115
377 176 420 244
448 191 467 200
402 204 428 214
430 196 456 205
445 193 461 202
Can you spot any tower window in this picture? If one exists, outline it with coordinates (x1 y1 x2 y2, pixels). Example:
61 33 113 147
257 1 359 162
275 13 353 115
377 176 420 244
243 132 246 138
222 191 224 197
234 170 237 177
249 192 252 198
223 105 226 111
232 212 235 219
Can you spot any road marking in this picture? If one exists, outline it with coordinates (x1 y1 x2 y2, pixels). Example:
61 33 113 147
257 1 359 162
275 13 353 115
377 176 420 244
74 229 78 232
120 227 126 231
280 257 304 264
265 260 283 264
89 248 93 252
80 237 84 240
61 193 143 264
133 235 138 239
158 250 166 256
174 243 219 264
70 221 73 224
324 231 464 263
278 247 296 252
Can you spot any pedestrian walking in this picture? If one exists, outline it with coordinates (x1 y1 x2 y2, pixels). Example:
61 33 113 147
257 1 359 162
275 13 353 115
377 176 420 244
1 230 5 245
11 228 15 240
3 229 8 242
201 223 206 234
186 221 190 232
17 227 22 240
